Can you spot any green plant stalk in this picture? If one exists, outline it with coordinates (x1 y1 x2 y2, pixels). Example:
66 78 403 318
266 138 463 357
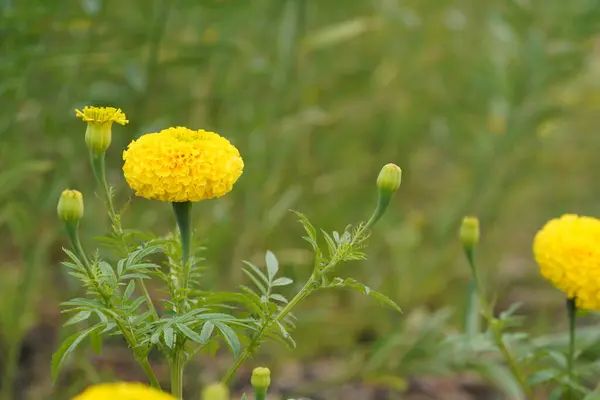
566 297 577 400
464 248 534 399
254 387 267 400
90 151 159 323
170 201 193 398
64 221 161 388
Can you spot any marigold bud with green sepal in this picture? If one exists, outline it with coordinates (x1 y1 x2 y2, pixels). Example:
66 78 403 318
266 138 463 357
377 163 402 194
57 189 84 223
460 216 480 250
75 106 128 156
201 383 230 400
251 367 271 394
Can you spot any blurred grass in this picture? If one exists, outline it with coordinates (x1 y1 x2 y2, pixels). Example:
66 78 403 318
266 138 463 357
2 0 600 397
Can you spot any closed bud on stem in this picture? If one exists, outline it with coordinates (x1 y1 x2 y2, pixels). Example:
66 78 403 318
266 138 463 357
377 163 402 194
201 383 229 400
57 189 84 223
365 163 402 230
75 106 129 157
85 123 112 156
251 367 271 400
460 216 480 250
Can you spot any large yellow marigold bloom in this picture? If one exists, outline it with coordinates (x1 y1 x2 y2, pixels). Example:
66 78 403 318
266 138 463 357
72 382 175 400
123 127 244 202
533 214 600 309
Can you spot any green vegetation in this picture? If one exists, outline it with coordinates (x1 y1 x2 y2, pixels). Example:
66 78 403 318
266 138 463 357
2 0 600 398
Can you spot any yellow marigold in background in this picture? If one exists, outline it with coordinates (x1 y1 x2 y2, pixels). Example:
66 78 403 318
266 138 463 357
533 214 600 309
72 382 175 400
123 126 244 202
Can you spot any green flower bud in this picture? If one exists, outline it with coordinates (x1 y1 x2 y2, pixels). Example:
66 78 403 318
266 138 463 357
460 216 480 250
201 383 229 400
57 189 84 222
75 106 129 156
251 367 271 391
377 163 402 194
85 123 113 156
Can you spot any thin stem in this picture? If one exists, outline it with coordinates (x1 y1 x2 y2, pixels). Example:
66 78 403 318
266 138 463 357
464 248 533 399
221 275 315 385
137 357 161 389
170 350 184 399
172 201 193 293
566 297 577 400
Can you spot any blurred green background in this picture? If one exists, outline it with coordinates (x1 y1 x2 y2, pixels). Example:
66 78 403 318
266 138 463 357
2 0 600 398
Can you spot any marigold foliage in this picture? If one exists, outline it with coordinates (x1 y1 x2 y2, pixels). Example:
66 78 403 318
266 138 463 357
533 214 600 310
75 106 129 126
122 126 244 202
72 382 175 400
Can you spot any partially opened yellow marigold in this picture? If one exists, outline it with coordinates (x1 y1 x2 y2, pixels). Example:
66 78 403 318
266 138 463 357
73 382 175 400
123 127 244 202
533 214 600 309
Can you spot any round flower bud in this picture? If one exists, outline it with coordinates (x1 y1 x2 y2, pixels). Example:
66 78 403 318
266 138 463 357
376 163 402 194
460 216 480 250
251 367 271 391
75 106 129 156
57 189 84 222
201 383 230 400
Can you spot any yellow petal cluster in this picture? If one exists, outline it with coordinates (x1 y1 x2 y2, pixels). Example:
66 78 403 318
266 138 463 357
75 106 129 126
72 382 175 400
122 126 244 202
533 214 600 309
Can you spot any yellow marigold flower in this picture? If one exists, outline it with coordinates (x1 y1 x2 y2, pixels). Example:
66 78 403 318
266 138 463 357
72 382 175 400
533 214 600 309
122 126 244 202
75 106 129 155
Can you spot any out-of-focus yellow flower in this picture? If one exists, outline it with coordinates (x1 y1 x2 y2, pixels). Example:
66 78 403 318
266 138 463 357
460 216 480 250
72 382 175 400
201 383 230 400
75 106 129 155
533 214 600 309
122 126 244 202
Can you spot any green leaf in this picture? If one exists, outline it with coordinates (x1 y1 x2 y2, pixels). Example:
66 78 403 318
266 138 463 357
123 280 136 300
64 310 92 326
90 331 103 355
265 250 279 280
51 324 101 382
329 278 402 313
269 294 289 304
242 261 269 285
200 321 215 345
177 323 204 344
242 268 267 295
215 322 241 357
271 277 293 287
164 327 175 348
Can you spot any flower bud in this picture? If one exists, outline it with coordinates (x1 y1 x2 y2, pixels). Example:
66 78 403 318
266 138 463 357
377 163 402 194
460 216 480 250
85 123 112 155
201 383 229 400
251 367 271 392
75 106 129 156
57 189 84 222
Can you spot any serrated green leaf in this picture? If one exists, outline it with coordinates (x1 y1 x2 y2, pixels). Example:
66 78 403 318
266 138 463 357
242 261 269 284
64 310 92 326
265 250 279 280
51 325 101 382
242 268 267 295
123 280 136 300
269 294 289 304
271 277 293 287
200 321 215 345
177 323 204 344
164 327 174 348
215 322 240 357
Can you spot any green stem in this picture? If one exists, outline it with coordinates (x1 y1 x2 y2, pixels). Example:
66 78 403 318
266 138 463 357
221 276 315 385
566 297 577 400
464 247 533 399
172 201 193 302
137 356 161 389
170 350 184 399
90 152 119 227
254 388 267 400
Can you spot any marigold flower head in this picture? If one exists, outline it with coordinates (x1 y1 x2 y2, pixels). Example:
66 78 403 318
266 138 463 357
533 214 600 310
72 382 175 400
122 126 244 202
75 106 129 155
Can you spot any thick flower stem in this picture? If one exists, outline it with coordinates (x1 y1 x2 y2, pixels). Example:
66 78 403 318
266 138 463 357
172 201 192 270
170 350 184 399
566 297 577 400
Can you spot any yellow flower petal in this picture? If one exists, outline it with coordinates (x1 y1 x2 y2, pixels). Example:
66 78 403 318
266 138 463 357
75 106 129 126
533 214 600 310
122 126 244 202
73 382 176 400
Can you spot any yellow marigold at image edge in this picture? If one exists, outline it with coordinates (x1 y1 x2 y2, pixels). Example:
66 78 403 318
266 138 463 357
72 382 176 400
122 126 244 202
75 106 129 125
533 214 600 310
